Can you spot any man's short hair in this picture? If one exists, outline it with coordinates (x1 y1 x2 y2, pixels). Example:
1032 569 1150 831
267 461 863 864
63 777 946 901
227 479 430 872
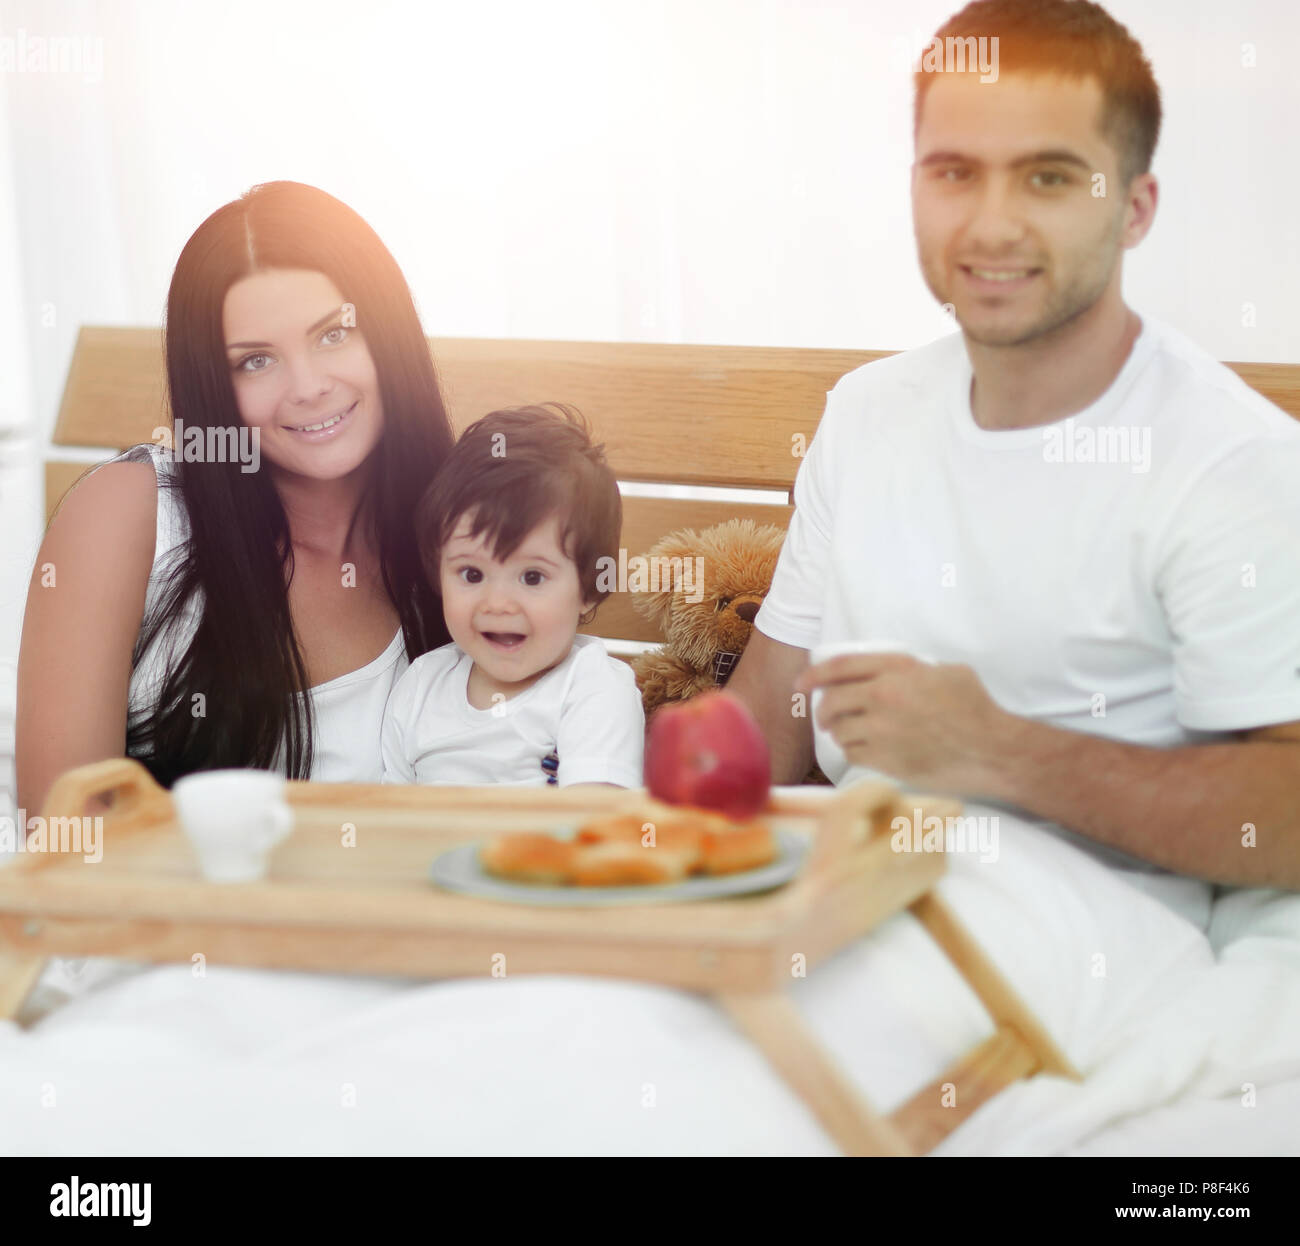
416 403 622 624
913 0 1162 187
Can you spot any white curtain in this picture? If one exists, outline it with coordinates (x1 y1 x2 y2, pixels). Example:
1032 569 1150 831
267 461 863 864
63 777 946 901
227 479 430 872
5 0 1298 442
0 13 38 820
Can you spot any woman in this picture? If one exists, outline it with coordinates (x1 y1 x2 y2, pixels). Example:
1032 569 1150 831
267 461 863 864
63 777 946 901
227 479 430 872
16 182 454 812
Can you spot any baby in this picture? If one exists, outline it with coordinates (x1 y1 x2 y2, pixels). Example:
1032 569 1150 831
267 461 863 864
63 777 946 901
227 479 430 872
380 404 645 787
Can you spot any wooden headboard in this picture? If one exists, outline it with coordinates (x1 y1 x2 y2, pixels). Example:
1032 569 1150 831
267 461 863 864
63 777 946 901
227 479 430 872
46 326 1300 648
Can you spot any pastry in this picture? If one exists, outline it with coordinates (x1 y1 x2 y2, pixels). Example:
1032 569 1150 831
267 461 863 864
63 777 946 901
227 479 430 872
570 841 696 887
479 832 577 885
575 813 705 868
698 819 778 875
478 807 778 887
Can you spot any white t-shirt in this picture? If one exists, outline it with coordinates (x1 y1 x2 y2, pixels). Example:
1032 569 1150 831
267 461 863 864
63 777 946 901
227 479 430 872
756 316 1300 878
380 633 645 787
108 443 409 784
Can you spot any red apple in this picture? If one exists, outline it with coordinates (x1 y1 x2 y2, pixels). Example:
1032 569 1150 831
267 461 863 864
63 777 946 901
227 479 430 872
644 690 771 819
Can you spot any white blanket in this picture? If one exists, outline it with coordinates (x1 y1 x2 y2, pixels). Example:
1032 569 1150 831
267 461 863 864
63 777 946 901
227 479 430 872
3 807 1298 1156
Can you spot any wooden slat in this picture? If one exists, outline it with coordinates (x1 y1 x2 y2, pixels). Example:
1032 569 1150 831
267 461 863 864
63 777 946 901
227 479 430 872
52 327 881 489
719 989 914 1155
580 494 791 643
44 460 98 523
0 911 783 994
0 948 46 1022
45 460 791 646
1225 362 1300 420
910 893 1078 1080
53 326 167 448
888 1024 1039 1154
47 328 1300 641
51 332 1300 473
433 337 882 489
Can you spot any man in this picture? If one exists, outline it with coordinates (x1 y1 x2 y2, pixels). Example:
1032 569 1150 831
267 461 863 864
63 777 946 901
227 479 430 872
730 0 1300 904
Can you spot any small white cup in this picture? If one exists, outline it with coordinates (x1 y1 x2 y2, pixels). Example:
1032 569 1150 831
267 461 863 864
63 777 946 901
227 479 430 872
172 769 293 883
806 641 932 788
810 638 933 666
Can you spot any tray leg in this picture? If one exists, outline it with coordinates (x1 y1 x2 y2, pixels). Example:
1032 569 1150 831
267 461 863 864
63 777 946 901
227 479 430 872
0 950 46 1022
910 892 1079 1079
717 989 914 1157
888 1023 1038 1153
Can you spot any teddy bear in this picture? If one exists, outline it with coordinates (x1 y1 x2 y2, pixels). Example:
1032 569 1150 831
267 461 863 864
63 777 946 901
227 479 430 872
629 518 787 717
629 518 830 786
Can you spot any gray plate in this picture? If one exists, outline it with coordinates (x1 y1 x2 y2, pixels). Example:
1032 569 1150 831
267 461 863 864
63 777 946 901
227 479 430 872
429 830 809 907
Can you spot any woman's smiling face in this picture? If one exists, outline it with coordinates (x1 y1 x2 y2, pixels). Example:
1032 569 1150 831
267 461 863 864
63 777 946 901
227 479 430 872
223 268 384 480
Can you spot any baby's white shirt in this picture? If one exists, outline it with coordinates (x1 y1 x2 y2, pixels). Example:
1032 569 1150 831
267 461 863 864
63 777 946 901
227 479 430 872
380 633 645 787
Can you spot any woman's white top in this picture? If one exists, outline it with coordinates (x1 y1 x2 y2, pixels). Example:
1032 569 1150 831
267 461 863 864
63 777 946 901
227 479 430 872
104 443 408 783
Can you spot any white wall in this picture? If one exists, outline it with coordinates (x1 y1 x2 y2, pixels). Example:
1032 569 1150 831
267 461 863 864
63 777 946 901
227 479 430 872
1 0 1298 812
5 0 1298 435
0 12 39 820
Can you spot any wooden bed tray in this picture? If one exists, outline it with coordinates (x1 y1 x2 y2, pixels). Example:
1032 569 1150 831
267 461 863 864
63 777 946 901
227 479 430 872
0 758 1079 1155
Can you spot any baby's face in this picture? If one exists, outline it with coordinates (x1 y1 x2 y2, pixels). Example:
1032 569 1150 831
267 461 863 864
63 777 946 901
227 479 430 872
440 511 594 700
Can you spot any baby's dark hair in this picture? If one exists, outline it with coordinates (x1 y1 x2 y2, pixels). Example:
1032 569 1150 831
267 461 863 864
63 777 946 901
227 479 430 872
416 404 622 625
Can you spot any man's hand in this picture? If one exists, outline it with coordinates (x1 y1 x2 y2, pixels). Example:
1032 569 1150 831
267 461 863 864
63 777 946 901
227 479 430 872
795 654 1014 796
796 653 1300 887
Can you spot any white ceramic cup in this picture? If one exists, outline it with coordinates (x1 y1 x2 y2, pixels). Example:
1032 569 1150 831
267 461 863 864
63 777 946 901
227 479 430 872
807 641 932 786
172 769 293 883
810 638 933 666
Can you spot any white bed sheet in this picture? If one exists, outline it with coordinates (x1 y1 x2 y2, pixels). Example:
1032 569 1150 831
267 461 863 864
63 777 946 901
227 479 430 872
3 806 1297 1156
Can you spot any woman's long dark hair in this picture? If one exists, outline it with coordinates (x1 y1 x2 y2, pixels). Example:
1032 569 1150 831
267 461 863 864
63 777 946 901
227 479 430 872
129 181 453 785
